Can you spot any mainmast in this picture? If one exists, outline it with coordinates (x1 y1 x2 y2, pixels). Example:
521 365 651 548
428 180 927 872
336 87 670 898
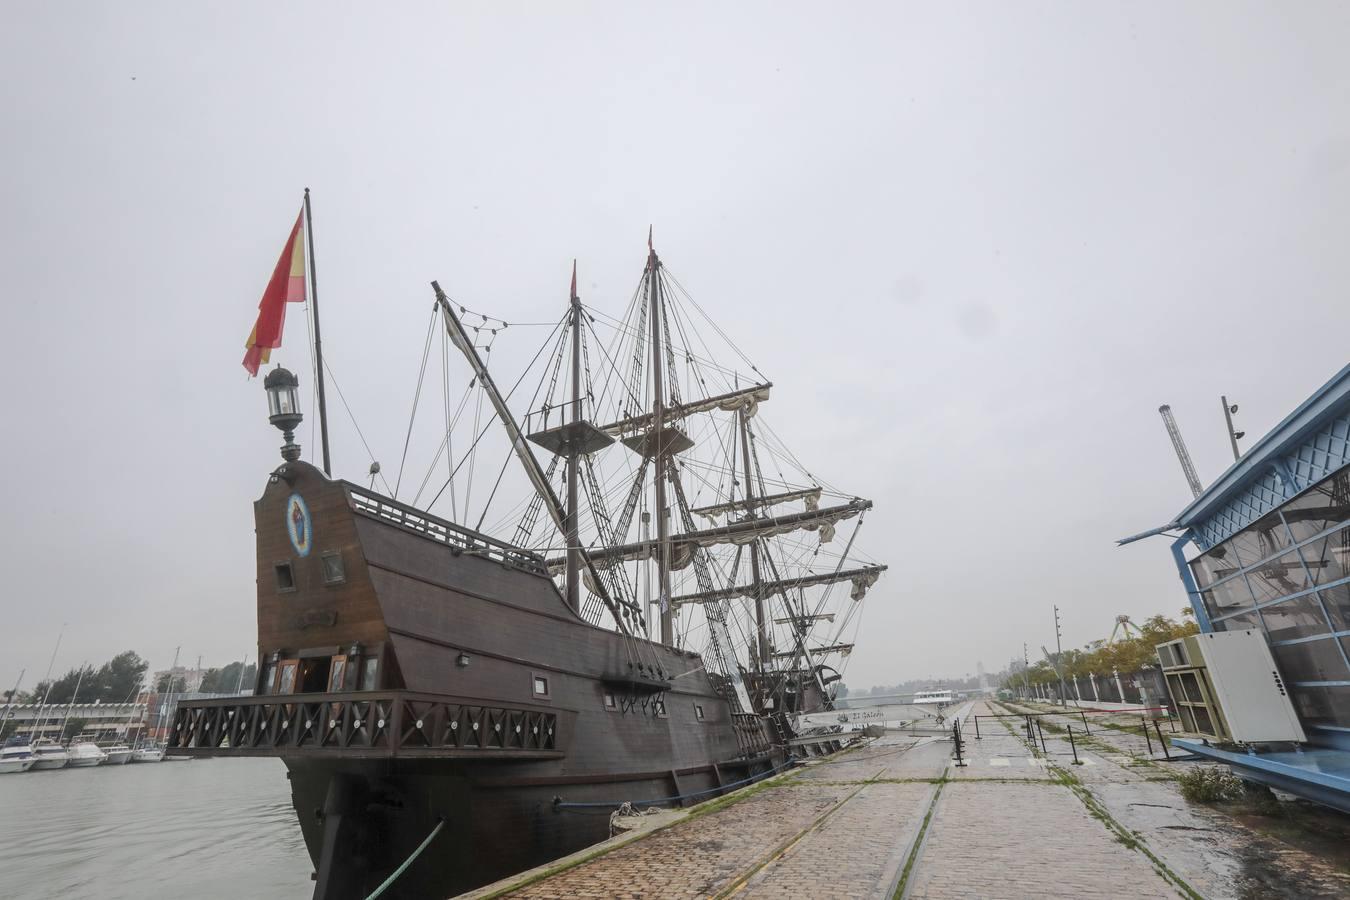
648 235 674 645
565 262 583 613
739 407 772 668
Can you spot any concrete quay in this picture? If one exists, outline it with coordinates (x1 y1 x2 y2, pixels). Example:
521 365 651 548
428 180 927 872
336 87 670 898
466 701 1350 899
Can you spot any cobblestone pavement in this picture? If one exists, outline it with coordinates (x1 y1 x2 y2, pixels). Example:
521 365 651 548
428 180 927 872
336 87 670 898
904 780 1175 900
737 782 934 899
994 699 1350 898
494 701 1349 899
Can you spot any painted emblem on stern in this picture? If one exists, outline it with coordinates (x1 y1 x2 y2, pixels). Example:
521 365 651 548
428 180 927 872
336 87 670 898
286 493 313 557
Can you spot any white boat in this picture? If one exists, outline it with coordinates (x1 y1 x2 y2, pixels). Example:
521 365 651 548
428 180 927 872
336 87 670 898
66 741 107 767
0 742 36 774
131 745 165 763
30 740 69 770
913 689 953 706
103 745 134 765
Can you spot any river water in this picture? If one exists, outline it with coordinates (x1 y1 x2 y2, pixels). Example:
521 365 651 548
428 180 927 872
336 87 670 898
0 757 310 899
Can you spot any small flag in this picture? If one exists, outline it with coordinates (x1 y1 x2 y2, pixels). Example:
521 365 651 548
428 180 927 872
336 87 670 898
647 225 653 251
243 211 306 375
570 259 577 300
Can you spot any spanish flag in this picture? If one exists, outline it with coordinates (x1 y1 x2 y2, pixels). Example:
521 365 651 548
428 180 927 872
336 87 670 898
243 211 307 375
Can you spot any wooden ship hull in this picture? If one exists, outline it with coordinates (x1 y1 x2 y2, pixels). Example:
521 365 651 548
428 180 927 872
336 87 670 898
169 461 830 899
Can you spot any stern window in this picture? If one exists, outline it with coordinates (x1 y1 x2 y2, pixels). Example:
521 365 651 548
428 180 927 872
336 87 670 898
533 675 550 698
274 562 295 592
604 692 616 710
320 551 345 585
695 704 705 721
359 657 379 690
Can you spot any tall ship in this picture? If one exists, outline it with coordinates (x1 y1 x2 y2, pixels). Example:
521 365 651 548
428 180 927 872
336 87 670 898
171 213 885 899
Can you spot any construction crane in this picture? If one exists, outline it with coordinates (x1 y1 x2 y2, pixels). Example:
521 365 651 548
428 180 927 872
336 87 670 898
1159 405 1203 498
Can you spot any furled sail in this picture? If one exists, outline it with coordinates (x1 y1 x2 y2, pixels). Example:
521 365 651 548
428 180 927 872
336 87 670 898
773 642 854 659
692 487 822 521
669 564 887 608
545 498 871 574
597 383 771 437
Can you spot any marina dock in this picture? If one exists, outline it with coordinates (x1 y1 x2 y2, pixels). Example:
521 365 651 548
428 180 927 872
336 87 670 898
467 701 1350 899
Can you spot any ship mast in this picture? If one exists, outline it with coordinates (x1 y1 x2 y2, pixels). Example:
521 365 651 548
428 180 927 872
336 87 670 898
564 263 583 613
432 280 635 635
648 237 674 645
739 406 772 668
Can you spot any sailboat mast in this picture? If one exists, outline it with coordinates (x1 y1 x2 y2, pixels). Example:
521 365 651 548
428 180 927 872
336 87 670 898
564 263 583 613
648 239 673 644
739 408 771 667
303 188 332 477
57 662 88 742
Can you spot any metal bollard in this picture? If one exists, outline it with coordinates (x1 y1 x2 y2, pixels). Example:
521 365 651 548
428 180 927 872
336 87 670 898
1153 720 1171 760
974 715 981 740
1142 716 1155 756
1036 719 1049 755
1067 725 1080 765
1080 710 1090 735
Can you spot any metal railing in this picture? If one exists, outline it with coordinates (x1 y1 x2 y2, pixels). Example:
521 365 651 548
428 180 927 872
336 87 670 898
346 485 549 576
168 690 562 758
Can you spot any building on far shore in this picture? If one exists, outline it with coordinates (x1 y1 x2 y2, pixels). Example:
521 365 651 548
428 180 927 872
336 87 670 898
151 665 208 693
1123 363 1350 813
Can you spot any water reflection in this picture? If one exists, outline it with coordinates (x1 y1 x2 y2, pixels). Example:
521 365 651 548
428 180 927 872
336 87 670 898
0 757 309 899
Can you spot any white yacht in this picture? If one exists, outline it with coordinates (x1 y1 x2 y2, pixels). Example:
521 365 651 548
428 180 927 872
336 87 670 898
66 742 108 767
131 745 165 763
30 740 69 770
0 741 36 774
104 744 134 765
913 689 953 706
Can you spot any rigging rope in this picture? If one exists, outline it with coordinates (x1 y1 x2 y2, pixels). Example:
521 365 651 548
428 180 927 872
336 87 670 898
321 358 392 495
393 308 438 499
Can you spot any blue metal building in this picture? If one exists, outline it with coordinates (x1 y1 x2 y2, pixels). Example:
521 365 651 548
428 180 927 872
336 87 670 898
1123 364 1350 811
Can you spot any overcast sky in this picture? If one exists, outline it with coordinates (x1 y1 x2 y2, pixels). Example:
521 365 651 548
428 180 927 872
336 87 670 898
3 3 1348 693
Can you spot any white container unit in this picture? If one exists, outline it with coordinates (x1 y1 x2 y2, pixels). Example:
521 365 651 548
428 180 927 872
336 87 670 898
1156 629 1306 744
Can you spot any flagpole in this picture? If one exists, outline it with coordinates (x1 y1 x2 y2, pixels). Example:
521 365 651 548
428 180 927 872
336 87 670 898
303 187 332 477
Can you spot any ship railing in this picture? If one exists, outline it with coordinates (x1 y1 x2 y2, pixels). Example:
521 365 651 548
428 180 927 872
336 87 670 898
167 690 564 759
731 712 774 757
346 485 549 576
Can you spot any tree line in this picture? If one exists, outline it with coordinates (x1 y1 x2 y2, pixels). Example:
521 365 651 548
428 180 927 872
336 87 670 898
2 652 260 706
19 651 149 706
1002 611 1198 690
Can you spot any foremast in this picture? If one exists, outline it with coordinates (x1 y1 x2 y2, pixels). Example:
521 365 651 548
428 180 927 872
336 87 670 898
647 236 675 644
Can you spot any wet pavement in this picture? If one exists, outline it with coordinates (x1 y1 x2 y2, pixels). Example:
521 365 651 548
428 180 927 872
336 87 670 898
464 700 1350 899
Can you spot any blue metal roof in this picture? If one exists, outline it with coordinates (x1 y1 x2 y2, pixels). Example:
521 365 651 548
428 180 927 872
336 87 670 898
1175 365 1350 532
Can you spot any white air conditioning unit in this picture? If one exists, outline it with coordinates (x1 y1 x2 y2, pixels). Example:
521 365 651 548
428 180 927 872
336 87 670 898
1155 629 1305 744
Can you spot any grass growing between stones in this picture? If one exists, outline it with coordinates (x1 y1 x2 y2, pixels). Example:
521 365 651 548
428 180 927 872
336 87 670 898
890 777 945 900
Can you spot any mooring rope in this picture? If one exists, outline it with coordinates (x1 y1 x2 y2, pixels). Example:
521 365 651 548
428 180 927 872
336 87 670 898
363 816 446 900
